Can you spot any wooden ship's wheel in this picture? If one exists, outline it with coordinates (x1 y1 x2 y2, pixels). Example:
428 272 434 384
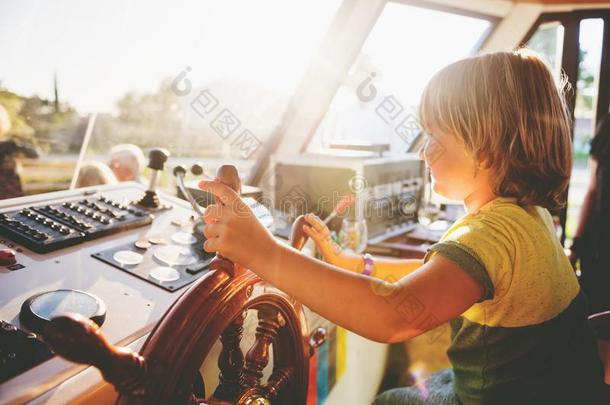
42 166 325 405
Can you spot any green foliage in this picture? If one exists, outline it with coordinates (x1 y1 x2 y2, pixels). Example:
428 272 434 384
0 89 77 152
0 90 34 142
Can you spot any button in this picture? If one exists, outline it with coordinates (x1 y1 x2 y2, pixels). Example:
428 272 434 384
149 266 180 282
134 240 151 250
0 248 17 266
148 237 167 245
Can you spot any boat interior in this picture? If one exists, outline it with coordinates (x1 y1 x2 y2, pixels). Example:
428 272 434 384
2 0 610 404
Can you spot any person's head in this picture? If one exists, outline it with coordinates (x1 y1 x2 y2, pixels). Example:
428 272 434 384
76 161 117 188
108 144 145 182
591 113 610 162
418 49 572 210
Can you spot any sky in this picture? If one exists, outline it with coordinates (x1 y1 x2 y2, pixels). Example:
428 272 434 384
3 1 598 118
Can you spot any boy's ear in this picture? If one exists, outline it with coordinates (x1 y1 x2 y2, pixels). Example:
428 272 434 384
478 156 493 170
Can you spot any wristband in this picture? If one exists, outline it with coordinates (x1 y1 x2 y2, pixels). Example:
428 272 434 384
362 253 374 276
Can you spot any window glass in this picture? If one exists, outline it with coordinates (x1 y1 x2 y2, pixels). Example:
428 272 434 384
527 21 565 79
566 18 604 240
306 2 493 155
0 0 342 197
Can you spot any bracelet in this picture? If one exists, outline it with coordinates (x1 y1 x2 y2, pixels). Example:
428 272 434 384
362 253 374 276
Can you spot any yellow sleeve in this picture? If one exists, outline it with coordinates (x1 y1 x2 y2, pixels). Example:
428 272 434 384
424 216 514 302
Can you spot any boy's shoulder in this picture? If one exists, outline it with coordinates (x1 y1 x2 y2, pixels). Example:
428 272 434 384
455 197 554 235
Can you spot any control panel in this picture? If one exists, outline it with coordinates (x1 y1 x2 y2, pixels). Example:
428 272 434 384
272 153 423 243
0 182 209 403
0 196 152 253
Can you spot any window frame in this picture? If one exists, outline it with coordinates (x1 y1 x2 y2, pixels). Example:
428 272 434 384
520 9 610 244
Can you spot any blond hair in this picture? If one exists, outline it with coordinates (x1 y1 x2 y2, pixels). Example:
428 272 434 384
419 49 572 210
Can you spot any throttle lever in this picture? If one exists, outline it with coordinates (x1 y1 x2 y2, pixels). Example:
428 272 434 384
173 165 205 218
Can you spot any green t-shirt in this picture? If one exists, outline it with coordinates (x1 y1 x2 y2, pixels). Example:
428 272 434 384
424 197 605 404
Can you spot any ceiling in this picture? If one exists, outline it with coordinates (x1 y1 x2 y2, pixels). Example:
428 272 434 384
512 0 610 3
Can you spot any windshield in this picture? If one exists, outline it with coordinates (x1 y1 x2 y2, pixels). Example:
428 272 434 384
0 0 342 198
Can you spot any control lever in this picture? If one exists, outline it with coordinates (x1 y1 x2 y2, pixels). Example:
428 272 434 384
207 165 242 277
290 193 355 250
176 163 274 229
135 148 170 210
173 164 207 218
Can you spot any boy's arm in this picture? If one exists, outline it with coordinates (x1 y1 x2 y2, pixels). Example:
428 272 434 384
199 180 483 344
326 250 423 280
302 213 423 279
247 243 482 343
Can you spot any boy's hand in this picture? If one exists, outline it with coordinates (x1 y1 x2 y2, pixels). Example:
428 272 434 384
199 180 279 270
302 213 343 264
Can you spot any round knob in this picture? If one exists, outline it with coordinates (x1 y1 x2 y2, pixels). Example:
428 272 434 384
147 148 170 171
190 163 204 176
289 215 308 250
308 327 327 355
172 165 187 177
215 165 241 194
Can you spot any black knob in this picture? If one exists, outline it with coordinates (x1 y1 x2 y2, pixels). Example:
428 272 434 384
147 148 169 171
190 163 204 176
173 165 187 177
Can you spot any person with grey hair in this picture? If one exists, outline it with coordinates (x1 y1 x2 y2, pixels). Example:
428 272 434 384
75 161 117 188
108 144 145 182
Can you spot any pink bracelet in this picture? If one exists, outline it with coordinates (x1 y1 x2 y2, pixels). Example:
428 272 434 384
362 253 374 276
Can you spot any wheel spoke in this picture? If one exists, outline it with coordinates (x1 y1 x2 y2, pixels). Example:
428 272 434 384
241 307 284 388
214 311 247 401
263 366 294 401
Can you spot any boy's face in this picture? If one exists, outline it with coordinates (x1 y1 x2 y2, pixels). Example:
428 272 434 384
419 126 490 202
